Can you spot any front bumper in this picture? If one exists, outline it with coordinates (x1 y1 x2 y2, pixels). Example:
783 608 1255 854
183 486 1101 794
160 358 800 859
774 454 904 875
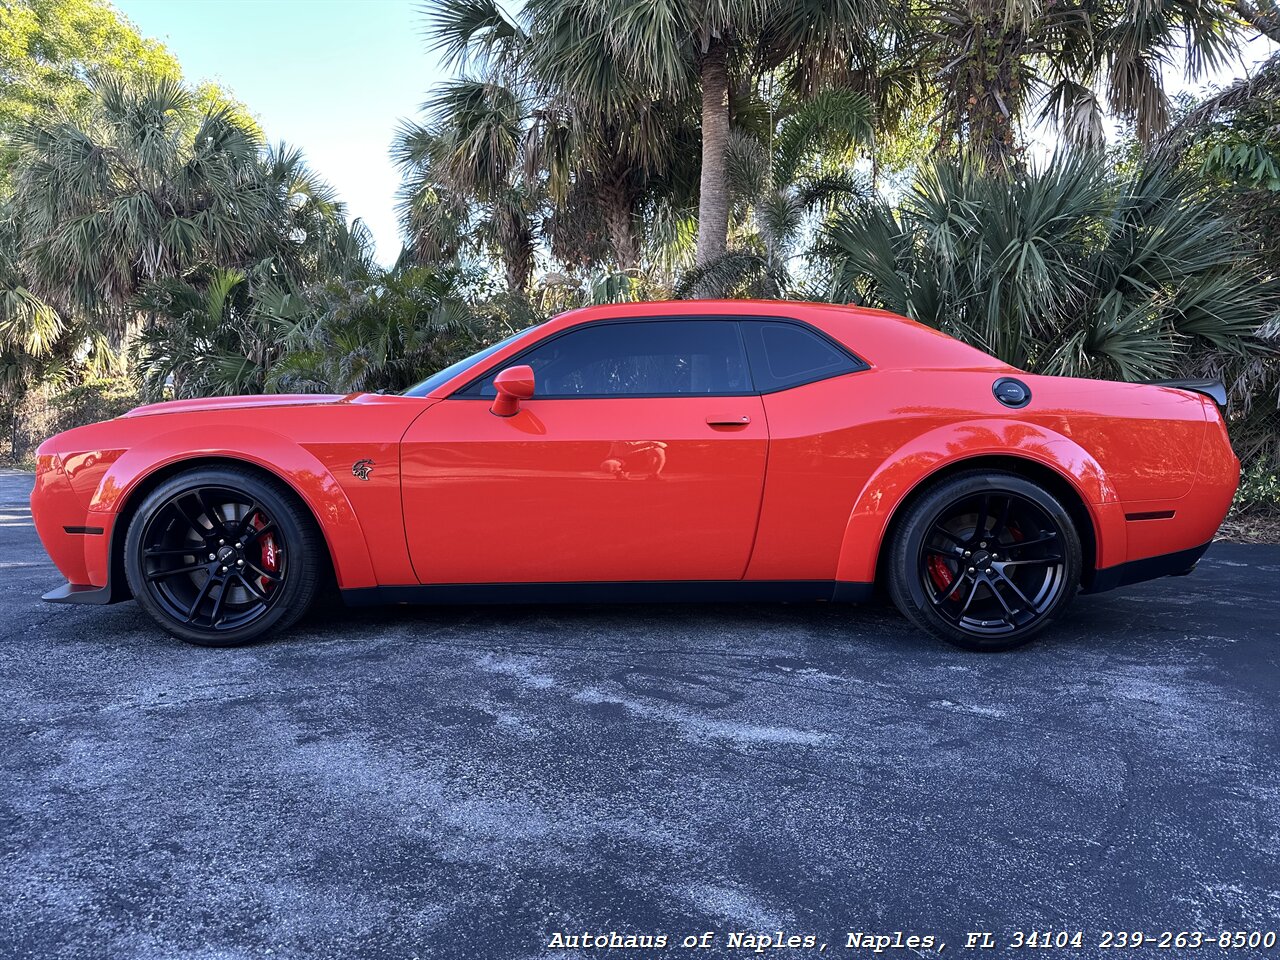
31 453 124 604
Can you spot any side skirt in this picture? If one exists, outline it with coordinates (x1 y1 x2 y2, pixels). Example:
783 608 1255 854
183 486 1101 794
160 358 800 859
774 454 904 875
342 580 876 607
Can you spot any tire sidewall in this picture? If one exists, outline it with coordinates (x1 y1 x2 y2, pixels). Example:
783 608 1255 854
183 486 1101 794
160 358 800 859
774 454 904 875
891 472 1082 651
124 468 318 647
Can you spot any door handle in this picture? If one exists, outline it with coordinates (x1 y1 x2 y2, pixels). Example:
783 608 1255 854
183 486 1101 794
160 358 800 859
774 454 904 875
706 414 751 426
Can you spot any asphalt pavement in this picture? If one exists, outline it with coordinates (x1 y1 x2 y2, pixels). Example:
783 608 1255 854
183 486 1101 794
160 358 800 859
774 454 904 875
1 469 1277 959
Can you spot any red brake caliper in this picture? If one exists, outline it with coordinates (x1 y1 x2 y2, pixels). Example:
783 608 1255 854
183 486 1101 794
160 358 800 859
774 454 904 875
928 554 955 592
252 514 279 591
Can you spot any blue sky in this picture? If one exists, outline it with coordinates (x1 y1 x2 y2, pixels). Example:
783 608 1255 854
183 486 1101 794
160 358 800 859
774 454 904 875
115 0 446 265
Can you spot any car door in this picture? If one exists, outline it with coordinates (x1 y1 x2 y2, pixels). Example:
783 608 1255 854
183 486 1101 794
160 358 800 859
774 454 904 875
400 318 768 585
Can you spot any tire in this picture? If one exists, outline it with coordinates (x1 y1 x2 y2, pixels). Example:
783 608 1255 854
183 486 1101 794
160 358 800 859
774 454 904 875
123 466 324 647
886 470 1082 651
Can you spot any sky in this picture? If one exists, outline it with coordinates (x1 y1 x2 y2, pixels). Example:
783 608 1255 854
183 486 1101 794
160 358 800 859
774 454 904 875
113 1 1276 266
114 0 446 266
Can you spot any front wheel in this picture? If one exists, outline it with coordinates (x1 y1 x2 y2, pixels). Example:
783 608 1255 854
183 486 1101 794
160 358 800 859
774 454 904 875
887 471 1082 651
123 466 324 647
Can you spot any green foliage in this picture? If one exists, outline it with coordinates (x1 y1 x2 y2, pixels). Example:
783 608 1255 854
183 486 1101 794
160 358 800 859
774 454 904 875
270 266 501 395
133 268 307 399
913 0 1242 167
0 0 180 125
1203 141 1280 191
1236 458 1280 509
0 0 254 192
10 75 345 326
133 263 505 399
392 80 539 293
1 372 136 465
822 154 1278 382
678 87 875 297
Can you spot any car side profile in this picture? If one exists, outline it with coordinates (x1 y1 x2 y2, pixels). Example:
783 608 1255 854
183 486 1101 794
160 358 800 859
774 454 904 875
31 300 1239 651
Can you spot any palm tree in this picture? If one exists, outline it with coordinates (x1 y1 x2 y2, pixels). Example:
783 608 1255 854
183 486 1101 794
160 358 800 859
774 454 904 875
821 154 1277 381
909 0 1243 167
676 87 875 296
1230 0 1280 42
420 0 702 282
0 204 62 360
10 75 347 330
525 98 700 274
392 79 541 295
434 0 892 267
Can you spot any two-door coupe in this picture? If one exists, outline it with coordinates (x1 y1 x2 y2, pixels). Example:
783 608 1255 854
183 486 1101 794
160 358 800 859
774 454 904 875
31 300 1239 650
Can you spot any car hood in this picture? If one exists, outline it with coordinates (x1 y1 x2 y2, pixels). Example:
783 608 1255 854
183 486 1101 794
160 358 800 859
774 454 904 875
121 394 352 418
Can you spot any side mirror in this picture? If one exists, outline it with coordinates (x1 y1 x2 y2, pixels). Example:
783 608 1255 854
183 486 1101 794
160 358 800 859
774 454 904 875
490 364 535 417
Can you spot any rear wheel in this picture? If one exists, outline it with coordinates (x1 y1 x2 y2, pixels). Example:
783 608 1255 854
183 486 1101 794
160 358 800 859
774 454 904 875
887 471 1082 651
124 466 323 647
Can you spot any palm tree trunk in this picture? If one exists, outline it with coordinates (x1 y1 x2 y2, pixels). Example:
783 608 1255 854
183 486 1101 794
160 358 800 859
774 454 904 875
505 231 533 295
599 175 639 273
695 38 731 267
1233 0 1280 42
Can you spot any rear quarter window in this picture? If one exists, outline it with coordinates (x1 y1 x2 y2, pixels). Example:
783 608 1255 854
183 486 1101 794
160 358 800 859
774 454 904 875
742 320 866 392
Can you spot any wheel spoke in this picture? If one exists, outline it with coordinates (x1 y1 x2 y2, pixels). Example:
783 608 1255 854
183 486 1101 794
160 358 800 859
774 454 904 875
987 576 1016 616
183 575 216 623
932 571 969 606
242 521 276 544
958 577 982 616
194 490 231 536
1000 556 1063 568
973 494 990 538
173 495 208 534
243 560 283 583
235 503 263 538
925 544 964 559
208 579 229 626
1003 533 1058 551
144 546 200 559
996 569 1036 610
235 572 268 601
931 525 966 548
147 563 207 582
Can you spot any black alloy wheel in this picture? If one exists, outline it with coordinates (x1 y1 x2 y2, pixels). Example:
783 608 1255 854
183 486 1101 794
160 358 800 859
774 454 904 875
888 471 1082 651
124 467 323 646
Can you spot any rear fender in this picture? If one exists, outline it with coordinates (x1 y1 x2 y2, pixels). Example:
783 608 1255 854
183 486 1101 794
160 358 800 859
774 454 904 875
90 426 376 589
834 419 1126 584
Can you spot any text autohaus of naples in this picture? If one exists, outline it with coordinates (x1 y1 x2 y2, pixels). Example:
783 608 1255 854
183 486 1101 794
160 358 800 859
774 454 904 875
545 930 943 950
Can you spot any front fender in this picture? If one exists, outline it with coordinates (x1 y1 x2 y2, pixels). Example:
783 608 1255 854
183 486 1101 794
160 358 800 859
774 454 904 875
833 419 1127 584
88 426 376 589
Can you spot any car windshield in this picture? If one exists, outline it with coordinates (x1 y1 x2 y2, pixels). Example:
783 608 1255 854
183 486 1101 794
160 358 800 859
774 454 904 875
402 324 543 397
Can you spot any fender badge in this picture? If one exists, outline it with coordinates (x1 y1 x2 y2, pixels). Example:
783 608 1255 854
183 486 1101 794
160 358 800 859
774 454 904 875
352 459 375 481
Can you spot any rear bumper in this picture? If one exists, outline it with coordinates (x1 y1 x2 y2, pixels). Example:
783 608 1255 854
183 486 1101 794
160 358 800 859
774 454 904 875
1084 540 1212 594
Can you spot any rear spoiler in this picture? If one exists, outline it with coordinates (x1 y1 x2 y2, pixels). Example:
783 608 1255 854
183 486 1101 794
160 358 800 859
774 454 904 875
1148 378 1227 407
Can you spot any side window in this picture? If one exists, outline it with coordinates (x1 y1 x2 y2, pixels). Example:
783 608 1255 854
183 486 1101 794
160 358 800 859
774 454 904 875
742 320 865 392
458 320 751 398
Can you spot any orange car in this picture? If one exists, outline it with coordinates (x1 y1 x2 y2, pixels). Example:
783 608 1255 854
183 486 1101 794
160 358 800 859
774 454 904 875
31 300 1239 650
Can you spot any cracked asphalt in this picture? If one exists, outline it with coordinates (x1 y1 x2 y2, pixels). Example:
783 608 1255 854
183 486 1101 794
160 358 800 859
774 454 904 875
1 468 1278 959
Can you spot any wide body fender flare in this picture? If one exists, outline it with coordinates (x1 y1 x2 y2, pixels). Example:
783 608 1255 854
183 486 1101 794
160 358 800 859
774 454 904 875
833 419 1126 584
88 426 376 589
